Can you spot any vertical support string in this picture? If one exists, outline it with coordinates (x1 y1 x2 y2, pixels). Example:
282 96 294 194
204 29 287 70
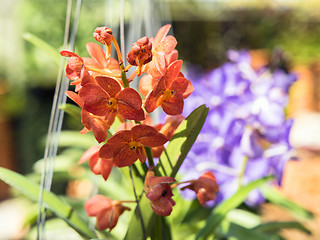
120 0 125 63
36 0 82 239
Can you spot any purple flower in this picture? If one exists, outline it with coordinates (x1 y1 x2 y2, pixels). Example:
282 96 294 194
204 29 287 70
180 50 296 206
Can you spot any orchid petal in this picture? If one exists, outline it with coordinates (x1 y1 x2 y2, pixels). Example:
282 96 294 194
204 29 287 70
144 89 162 113
165 49 178 65
95 76 122 97
170 77 194 98
161 93 184 115
86 42 109 69
113 145 139 167
139 74 155 98
153 24 171 48
163 60 183 88
60 50 82 59
65 91 84 108
131 125 168 147
84 195 112 216
157 35 177 54
91 117 110 143
78 145 100 164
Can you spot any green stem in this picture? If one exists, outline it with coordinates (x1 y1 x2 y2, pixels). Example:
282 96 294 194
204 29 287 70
120 63 129 88
128 166 146 240
145 147 154 168
238 156 248 188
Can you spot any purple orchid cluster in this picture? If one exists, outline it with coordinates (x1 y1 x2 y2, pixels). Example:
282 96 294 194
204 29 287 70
181 50 297 206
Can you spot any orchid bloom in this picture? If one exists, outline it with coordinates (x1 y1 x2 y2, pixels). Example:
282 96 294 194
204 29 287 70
60 50 94 91
144 60 194 115
65 90 111 143
79 76 145 123
60 50 84 80
85 195 130 231
146 24 178 80
144 170 176 216
181 171 219 207
99 125 168 167
139 49 178 98
78 146 113 181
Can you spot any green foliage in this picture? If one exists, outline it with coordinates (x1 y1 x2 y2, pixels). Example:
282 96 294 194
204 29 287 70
261 185 314 219
23 32 61 66
196 176 274 239
157 104 209 178
0 167 96 239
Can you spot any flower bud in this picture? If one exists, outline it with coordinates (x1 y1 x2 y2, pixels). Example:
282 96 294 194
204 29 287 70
68 56 84 71
126 36 152 66
93 27 113 45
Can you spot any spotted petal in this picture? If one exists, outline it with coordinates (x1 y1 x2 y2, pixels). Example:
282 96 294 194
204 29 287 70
117 88 145 121
161 93 184 115
95 76 122 97
79 83 110 116
131 125 168 147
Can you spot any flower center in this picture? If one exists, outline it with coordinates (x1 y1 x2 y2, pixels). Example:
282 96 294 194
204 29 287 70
107 98 118 110
162 89 175 101
128 141 141 151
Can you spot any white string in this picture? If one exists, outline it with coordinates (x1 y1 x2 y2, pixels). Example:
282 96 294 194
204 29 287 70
36 0 82 239
120 0 125 62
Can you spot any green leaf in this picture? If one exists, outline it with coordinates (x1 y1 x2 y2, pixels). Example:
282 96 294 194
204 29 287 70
150 215 172 240
219 221 269 240
196 176 274 239
226 208 261 228
252 221 311 235
23 32 61 66
0 167 96 239
124 195 157 240
182 199 212 224
158 104 209 178
59 103 82 120
261 185 314 219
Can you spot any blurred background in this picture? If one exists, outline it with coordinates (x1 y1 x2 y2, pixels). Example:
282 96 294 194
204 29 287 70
1 0 320 239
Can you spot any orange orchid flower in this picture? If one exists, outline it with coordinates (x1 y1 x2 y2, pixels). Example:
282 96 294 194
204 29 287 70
84 195 130 231
181 171 219 207
65 90 111 143
79 76 145 123
60 50 95 91
146 24 178 80
144 170 176 216
139 49 178 98
78 146 113 181
60 50 84 80
99 125 168 167
144 60 193 115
